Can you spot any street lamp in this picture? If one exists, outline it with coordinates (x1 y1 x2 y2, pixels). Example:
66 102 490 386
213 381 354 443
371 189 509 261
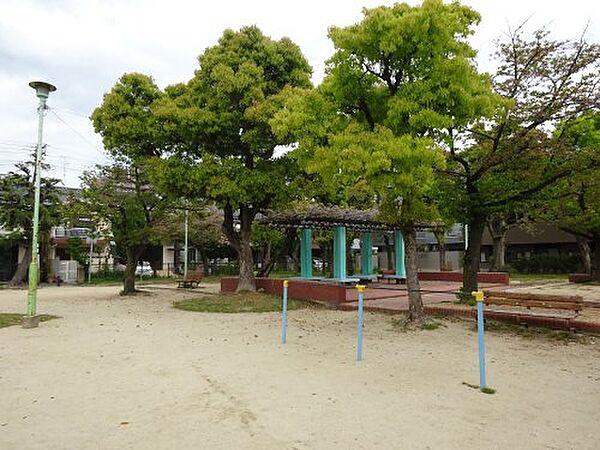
24 81 56 329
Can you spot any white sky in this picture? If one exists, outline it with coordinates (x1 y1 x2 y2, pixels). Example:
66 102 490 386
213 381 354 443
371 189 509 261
0 0 598 187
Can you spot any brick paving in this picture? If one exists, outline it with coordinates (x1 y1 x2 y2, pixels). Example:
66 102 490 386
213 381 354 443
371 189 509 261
338 281 600 333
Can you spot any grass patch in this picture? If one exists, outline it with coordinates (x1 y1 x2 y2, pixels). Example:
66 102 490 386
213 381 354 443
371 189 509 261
0 313 58 329
480 320 592 344
462 381 496 394
173 291 325 313
391 316 446 332
510 273 569 283
421 320 445 330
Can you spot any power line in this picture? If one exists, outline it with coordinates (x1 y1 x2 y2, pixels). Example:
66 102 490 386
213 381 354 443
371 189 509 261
48 109 107 157
50 106 91 120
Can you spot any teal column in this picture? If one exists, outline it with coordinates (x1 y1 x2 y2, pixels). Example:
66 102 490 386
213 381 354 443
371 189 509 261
300 228 312 278
394 229 406 278
361 232 373 275
333 226 347 280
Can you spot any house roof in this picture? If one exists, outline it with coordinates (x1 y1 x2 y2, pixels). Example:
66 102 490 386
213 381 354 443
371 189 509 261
481 224 577 245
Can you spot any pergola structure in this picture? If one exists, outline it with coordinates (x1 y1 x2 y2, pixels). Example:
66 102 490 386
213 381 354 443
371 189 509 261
262 206 410 283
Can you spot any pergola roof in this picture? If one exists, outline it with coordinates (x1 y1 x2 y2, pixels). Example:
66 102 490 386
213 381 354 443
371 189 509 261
260 205 430 232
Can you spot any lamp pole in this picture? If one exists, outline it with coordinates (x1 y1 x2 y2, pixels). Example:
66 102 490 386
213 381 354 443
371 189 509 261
25 81 56 328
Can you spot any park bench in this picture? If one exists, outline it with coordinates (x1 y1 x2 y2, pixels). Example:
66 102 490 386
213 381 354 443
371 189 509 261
354 274 379 284
483 291 584 317
377 270 406 284
177 270 204 289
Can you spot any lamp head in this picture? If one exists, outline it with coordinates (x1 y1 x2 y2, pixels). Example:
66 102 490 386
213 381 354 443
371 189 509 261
29 81 56 99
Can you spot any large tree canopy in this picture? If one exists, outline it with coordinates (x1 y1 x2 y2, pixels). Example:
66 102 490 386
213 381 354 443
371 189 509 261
91 73 164 158
152 26 313 290
444 23 600 293
273 0 495 321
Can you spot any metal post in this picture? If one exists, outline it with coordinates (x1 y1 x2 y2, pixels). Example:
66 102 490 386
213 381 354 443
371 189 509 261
333 226 346 280
25 82 55 325
473 291 486 390
88 238 94 284
184 209 189 277
394 229 406 278
356 284 365 361
361 232 373 275
464 224 469 251
300 228 312 278
281 280 289 344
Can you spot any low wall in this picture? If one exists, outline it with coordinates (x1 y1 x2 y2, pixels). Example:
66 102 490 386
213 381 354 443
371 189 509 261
569 273 592 283
221 277 348 305
417 271 510 285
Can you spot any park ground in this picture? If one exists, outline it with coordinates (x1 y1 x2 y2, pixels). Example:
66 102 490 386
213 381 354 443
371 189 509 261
1 282 599 449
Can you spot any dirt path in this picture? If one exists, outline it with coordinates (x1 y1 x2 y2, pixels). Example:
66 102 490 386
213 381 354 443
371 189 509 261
1 284 599 449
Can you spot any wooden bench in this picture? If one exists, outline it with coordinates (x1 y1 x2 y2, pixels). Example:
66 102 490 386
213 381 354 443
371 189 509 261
483 291 584 316
177 270 203 288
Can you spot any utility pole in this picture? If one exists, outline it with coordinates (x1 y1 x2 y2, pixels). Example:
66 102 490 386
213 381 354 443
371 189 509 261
184 209 189 277
25 81 56 328
88 237 94 284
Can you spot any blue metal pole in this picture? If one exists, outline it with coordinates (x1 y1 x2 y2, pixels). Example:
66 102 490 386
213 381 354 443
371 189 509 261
282 280 289 344
356 284 365 361
473 291 486 390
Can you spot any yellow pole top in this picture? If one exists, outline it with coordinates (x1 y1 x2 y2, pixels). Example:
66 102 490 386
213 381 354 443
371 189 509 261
283 280 289 288
471 291 484 302
356 284 365 293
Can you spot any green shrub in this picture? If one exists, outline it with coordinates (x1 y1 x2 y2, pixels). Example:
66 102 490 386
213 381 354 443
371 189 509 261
510 254 582 274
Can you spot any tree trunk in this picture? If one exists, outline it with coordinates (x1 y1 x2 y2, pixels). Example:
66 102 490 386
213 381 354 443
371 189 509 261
462 217 486 295
433 228 448 271
290 241 300 274
488 217 509 271
198 248 210 276
491 234 507 271
438 242 448 271
9 245 32 287
237 239 255 291
576 236 592 274
404 226 425 323
221 203 256 291
284 228 299 274
122 246 143 294
236 205 256 291
383 234 394 270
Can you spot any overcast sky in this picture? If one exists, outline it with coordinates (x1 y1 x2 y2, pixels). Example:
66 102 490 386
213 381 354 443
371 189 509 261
0 0 598 187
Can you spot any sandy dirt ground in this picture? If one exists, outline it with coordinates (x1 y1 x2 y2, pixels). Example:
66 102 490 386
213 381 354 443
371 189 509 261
1 283 599 450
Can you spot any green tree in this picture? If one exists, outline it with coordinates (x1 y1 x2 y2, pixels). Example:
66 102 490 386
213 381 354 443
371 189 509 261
152 26 312 291
0 156 61 286
90 73 173 293
77 163 169 294
537 113 600 280
273 0 494 321
91 73 164 159
445 24 600 293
